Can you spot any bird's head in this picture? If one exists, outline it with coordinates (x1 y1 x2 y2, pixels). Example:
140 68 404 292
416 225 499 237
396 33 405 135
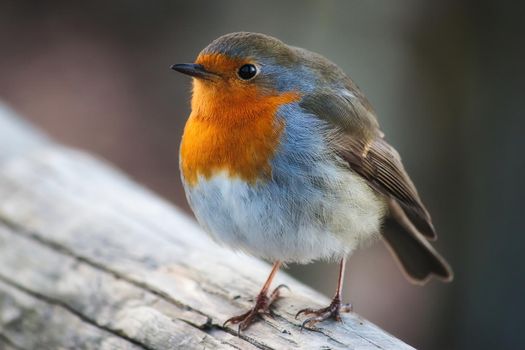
171 32 342 120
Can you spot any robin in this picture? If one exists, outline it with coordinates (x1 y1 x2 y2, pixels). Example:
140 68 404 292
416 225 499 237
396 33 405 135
172 32 453 332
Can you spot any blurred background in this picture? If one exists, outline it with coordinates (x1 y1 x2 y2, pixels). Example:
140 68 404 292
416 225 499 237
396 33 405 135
0 1 523 348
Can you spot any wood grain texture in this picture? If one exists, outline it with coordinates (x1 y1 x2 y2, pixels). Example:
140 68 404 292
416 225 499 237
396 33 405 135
0 104 414 349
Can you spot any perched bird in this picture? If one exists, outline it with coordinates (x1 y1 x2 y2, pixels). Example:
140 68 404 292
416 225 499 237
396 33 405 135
172 32 453 331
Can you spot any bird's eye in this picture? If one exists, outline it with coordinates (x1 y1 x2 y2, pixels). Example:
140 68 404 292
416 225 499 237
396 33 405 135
237 64 257 80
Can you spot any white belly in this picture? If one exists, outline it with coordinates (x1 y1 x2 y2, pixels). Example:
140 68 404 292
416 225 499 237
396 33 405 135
182 160 386 264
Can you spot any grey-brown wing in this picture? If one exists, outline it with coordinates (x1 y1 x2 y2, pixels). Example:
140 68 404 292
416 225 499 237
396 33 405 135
340 136 436 239
300 89 436 239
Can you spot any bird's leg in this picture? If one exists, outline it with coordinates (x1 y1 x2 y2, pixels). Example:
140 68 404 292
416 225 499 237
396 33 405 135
296 257 352 329
223 261 288 333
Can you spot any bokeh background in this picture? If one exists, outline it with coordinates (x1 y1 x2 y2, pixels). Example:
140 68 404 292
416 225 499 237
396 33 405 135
0 1 523 348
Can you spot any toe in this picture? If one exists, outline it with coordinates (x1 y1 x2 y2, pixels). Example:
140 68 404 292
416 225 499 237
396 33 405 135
224 288 287 332
269 284 289 304
238 316 254 333
295 307 315 319
272 284 290 293
223 310 250 327
300 312 330 330
296 300 352 329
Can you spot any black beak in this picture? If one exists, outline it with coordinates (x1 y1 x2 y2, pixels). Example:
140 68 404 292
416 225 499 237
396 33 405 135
170 63 217 80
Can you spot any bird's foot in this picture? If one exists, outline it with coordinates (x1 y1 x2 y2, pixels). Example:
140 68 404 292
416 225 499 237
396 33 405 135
223 284 289 333
296 297 352 329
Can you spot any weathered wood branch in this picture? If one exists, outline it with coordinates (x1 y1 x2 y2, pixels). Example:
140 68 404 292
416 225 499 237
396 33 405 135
0 104 413 349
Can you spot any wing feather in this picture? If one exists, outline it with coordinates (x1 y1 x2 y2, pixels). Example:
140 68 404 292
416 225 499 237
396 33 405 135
300 88 436 239
340 136 436 239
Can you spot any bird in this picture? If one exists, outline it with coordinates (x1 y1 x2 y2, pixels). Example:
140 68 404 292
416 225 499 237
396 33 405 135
172 32 453 332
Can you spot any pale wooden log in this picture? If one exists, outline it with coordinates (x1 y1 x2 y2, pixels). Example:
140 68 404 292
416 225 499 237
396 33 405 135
0 104 414 350
0 279 145 350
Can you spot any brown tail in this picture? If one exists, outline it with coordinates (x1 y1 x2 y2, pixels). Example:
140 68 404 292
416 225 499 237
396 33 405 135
381 200 453 284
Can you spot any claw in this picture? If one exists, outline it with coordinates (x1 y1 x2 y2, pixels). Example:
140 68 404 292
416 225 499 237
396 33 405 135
223 310 251 328
269 284 289 305
296 298 353 330
272 284 290 292
295 307 315 319
301 313 328 330
238 319 251 334
223 284 287 333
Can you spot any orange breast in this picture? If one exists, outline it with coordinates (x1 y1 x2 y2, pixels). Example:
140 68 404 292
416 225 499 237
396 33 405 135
180 73 300 186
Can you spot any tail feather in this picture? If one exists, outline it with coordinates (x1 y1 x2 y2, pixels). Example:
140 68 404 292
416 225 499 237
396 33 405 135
382 200 453 284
